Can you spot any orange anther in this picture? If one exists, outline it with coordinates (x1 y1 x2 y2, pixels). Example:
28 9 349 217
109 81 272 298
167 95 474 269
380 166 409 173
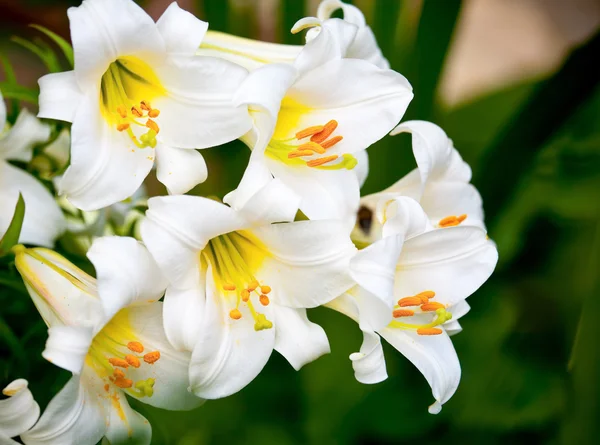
420 302 445 312
140 100 151 111
117 123 130 132
398 296 423 307
439 215 464 227
248 281 259 291
114 377 133 389
229 308 242 320
393 309 414 318
259 294 270 306
241 289 250 302
310 120 338 143
297 141 326 154
145 119 159 134
113 369 125 378
307 155 338 167
223 284 236 291
148 109 160 118
127 341 144 353
417 327 443 336
116 105 128 118
417 290 436 299
296 125 324 140
320 135 343 149
260 285 271 294
288 150 314 158
143 351 161 364
108 358 129 368
131 106 143 118
457 214 467 222
104 383 110 392
125 355 141 368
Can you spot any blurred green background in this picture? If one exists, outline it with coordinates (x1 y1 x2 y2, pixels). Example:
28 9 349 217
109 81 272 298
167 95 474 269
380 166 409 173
1 0 600 444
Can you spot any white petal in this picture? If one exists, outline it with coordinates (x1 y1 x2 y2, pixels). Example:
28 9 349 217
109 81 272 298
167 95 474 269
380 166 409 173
395 226 498 307
163 284 206 352
0 379 40 438
104 395 151 445
349 329 387 384
266 158 360 223
0 109 50 162
59 94 154 211
347 26 389 69
141 195 245 288
155 144 207 195
0 162 65 247
420 182 485 229
153 56 251 149
444 301 471 336
273 307 330 370
380 196 431 239
68 0 165 88
87 236 168 319
42 325 94 374
222 154 275 213
21 373 107 445
354 149 369 188
189 265 275 399
156 3 208 57
324 291 360 321
251 220 356 308
379 326 460 413
14 247 102 328
37 71 81 123
317 0 366 26
119 303 203 411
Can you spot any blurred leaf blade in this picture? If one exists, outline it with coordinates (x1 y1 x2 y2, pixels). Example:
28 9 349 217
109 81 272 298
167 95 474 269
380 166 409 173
30 24 74 68
0 193 25 256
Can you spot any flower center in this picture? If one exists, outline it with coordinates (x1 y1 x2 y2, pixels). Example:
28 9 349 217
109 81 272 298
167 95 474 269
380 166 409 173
266 119 358 170
100 57 165 149
438 214 467 228
201 231 274 331
389 290 453 335
86 310 161 398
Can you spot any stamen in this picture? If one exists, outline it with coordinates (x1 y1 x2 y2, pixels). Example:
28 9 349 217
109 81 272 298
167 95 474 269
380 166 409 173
148 109 160 118
457 214 467 222
140 100 151 111
131 106 143 118
310 120 338 143
417 290 436 301
241 289 250 302
230 308 242 319
248 281 259 292
113 377 133 389
417 327 443 336
421 302 445 312
439 215 467 228
296 125 324 139
398 296 423 307
288 150 314 158
104 384 110 392
108 358 129 368
259 294 270 306
297 142 326 154
146 119 159 134
320 135 343 149
307 155 338 167
260 285 271 294
393 309 414 317
117 123 130 132
125 355 141 368
117 105 127 118
143 351 161 364
223 284 236 291
113 369 125 378
127 341 144 353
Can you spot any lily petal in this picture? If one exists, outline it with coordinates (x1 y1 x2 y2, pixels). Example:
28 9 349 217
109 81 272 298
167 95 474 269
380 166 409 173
37 71 81 122
0 162 65 247
163 284 206 352
379 326 460 414
155 144 207 195
104 394 151 445
349 329 387 384
156 2 208 57
354 149 369 188
0 109 50 162
250 219 356 308
21 373 107 445
42 325 94 374
87 236 168 319
189 265 275 399
273 307 330 370
0 379 40 439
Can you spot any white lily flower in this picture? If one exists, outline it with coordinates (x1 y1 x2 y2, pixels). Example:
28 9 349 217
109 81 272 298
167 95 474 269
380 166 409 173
38 0 253 210
0 91 65 247
13 237 202 445
225 24 412 222
199 0 387 71
0 379 40 445
329 196 498 414
141 178 356 399
353 120 486 247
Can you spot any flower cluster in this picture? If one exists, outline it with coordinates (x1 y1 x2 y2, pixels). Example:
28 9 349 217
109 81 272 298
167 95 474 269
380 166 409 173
0 0 498 443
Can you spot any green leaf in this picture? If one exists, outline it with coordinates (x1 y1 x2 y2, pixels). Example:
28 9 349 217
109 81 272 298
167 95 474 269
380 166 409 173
11 36 62 73
0 52 17 84
0 81 38 103
30 24 74 68
0 193 26 256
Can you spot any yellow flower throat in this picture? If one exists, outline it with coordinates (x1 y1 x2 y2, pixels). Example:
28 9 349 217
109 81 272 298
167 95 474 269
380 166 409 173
100 57 165 149
202 231 274 331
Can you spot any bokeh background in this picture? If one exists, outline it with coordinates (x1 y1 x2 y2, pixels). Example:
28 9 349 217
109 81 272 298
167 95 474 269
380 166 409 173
1 0 600 444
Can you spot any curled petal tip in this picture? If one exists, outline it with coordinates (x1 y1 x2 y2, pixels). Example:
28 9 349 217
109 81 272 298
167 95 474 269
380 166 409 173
428 400 442 415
